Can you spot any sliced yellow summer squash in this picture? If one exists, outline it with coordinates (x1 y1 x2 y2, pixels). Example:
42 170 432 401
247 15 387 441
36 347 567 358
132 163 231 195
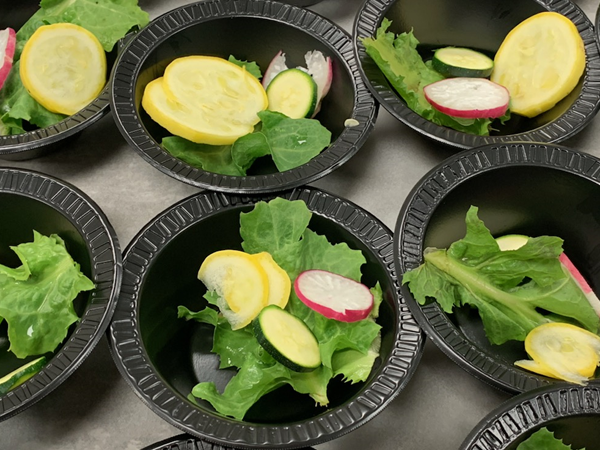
20 23 106 116
491 12 585 118
252 252 291 309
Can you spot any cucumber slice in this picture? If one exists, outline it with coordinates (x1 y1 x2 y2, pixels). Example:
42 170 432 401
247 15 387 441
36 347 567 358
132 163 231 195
432 47 494 78
253 305 321 372
266 68 317 119
496 234 529 251
0 356 47 395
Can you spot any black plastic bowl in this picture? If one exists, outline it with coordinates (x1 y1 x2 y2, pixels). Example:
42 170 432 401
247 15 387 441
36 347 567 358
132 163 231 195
395 143 600 393
141 434 316 450
0 167 122 421
109 186 423 448
0 1 126 161
111 0 377 194
354 0 600 149
460 383 600 449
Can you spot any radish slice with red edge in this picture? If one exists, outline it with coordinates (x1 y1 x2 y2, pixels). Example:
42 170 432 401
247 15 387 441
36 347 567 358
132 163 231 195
294 269 373 322
262 51 288 89
0 27 16 91
305 50 332 117
423 77 510 119
559 253 600 318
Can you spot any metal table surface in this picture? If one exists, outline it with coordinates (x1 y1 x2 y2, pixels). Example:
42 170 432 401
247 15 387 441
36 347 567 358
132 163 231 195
1 0 599 448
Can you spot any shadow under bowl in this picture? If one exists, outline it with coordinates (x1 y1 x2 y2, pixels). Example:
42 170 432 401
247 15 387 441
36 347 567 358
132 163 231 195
354 0 600 149
395 142 600 393
0 167 122 421
0 0 127 161
111 0 377 194
109 186 423 448
460 383 600 449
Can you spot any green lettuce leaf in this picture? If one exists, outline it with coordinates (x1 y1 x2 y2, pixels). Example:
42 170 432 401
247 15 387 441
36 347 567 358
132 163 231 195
361 19 494 135
517 428 584 450
228 55 262 80
177 305 218 327
230 132 271 173
185 198 382 419
403 206 600 345
0 231 95 358
16 0 150 58
161 137 245 176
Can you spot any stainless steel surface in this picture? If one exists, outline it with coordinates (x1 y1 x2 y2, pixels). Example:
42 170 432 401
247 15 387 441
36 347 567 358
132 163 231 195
1 0 598 449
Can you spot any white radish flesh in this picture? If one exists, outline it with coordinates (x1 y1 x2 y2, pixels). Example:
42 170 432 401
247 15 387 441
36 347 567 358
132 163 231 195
305 50 333 117
423 77 509 119
559 253 600 318
294 269 373 322
0 28 16 90
262 51 288 89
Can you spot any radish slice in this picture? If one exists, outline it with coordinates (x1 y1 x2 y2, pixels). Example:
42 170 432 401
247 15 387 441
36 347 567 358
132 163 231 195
423 77 510 119
0 28 16 90
304 50 332 117
262 51 288 89
294 269 373 322
559 253 600 318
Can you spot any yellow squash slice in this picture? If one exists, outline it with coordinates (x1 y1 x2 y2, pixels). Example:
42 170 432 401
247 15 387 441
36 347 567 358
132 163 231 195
515 323 600 384
252 252 291 309
20 23 106 116
198 250 269 330
144 56 267 145
491 12 585 118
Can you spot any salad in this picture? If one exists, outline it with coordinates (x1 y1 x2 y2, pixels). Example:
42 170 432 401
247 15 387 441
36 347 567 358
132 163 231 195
0 231 94 394
403 206 600 384
178 198 383 420
143 51 335 176
517 427 584 450
362 12 584 136
0 0 149 136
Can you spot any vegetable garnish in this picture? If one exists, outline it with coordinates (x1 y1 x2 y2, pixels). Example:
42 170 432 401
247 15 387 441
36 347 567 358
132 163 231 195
267 68 318 119
402 206 600 346
431 47 494 78
491 12 585 118
515 323 600 384
0 28 16 91
178 198 383 420
361 19 500 136
517 427 584 450
0 0 149 136
0 231 94 359
20 23 107 116
294 269 374 322
0 356 46 395
423 78 509 119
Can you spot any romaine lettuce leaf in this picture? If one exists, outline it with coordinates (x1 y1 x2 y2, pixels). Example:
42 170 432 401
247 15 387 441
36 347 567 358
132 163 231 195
517 427 584 450
0 231 95 358
403 206 600 345
361 19 494 135
185 198 382 419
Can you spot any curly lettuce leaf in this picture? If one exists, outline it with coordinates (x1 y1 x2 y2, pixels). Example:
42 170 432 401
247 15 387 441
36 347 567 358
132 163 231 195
0 231 95 358
361 19 494 135
517 428 584 450
403 206 600 345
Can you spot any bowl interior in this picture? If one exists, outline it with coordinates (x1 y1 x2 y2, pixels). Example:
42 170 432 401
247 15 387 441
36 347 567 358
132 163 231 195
137 205 396 424
0 193 92 376
134 16 355 176
419 165 600 366
506 415 600 449
369 0 585 136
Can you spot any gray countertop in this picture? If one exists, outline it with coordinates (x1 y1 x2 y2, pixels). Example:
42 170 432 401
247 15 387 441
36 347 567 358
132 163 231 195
1 0 599 449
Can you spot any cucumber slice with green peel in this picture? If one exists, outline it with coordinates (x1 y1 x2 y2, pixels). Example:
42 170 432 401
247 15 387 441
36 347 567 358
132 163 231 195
432 47 494 78
495 234 529 251
0 356 47 395
253 305 321 372
266 68 318 119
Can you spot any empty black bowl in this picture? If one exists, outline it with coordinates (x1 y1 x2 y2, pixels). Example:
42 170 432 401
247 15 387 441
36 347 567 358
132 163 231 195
395 142 600 393
108 186 423 448
111 0 377 194
0 167 122 421
0 0 137 161
460 383 600 449
354 0 600 149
